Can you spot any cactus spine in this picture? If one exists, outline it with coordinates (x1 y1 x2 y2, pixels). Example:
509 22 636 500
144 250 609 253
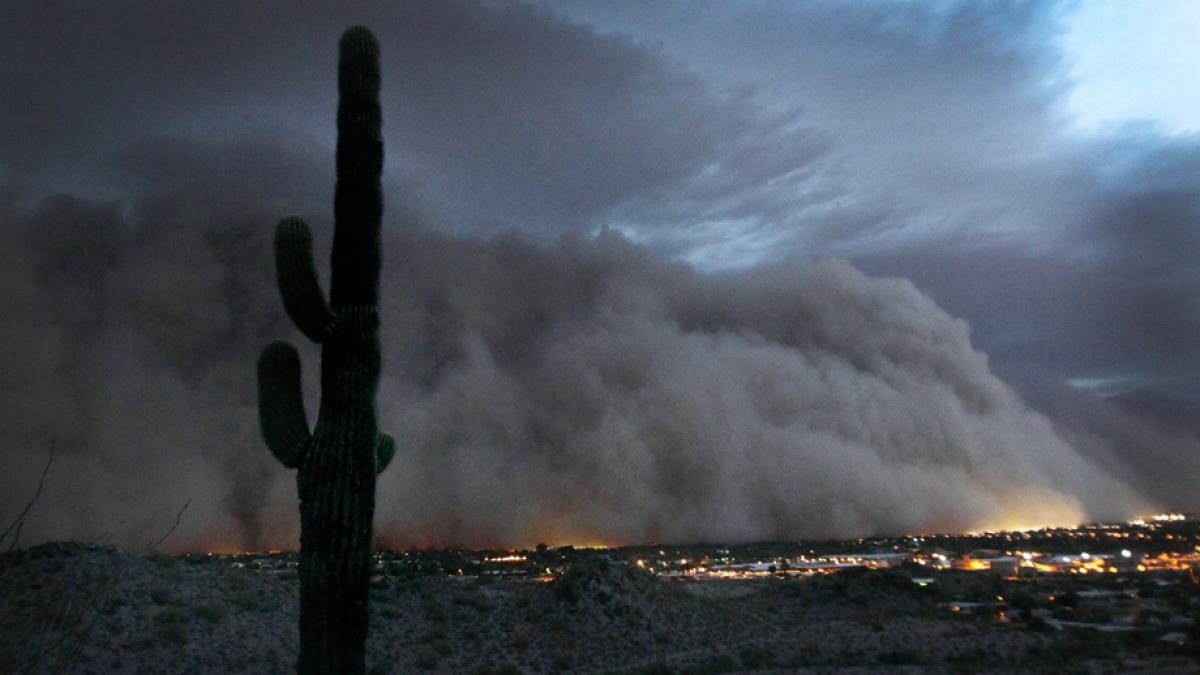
257 26 392 675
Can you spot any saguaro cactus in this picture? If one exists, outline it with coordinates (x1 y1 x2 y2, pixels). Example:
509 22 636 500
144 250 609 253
257 26 393 675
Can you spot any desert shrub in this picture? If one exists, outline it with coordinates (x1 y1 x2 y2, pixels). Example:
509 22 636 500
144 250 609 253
878 649 923 666
631 664 675 675
148 585 174 605
1007 591 1038 610
194 602 227 623
786 650 815 668
414 646 439 670
1075 606 1113 623
1026 616 1052 632
378 605 402 619
453 590 493 611
102 595 127 615
155 617 188 645
224 570 251 588
553 562 610 603
738 645 776 668
949 646 988 667
148 553 177 569
830 577 848 596
770 578 806 598
161 623 188 644
231 590 260 612
868 569 919 591
423 601 448 623
157 606 187 624
686 653 739 674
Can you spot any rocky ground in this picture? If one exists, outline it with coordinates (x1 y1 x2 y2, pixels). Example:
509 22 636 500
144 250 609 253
1 543 1196 674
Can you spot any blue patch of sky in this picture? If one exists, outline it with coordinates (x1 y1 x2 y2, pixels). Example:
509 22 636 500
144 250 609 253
1061 0 1200 136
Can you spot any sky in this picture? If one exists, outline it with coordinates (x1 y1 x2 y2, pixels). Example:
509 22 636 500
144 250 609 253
1062 0 1200 136
0 0 1196 550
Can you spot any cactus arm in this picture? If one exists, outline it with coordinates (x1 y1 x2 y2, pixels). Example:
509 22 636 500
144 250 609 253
375 433 395 475
329 26 383 309
256 340 312 469
275 216 336 343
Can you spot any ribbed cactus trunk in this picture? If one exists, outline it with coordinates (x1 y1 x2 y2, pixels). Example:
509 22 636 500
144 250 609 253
256 26 395 675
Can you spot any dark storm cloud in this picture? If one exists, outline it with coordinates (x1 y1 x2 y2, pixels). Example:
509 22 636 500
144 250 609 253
0 0 818 237
858 132 1200 392
549 0 1077 254
553 0 1199 485
1009 378 1200 511
0 0 1195 549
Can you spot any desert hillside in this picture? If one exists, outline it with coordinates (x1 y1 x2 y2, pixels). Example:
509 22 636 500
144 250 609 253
1 542 1195 674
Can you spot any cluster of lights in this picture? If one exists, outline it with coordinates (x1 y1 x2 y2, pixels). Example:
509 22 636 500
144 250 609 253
483 554 526 563
1152 513 1188 522
200 514 1196 584
1129 513 1189 526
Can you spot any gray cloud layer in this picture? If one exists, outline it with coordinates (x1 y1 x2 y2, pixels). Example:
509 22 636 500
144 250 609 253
0 0 1195 549
0 186 1149 549
377 230 1146 546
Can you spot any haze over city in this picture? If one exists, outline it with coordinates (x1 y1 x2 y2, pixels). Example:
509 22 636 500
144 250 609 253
1 0 1198 552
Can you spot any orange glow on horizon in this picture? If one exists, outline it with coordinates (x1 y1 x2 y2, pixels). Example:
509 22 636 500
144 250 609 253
371 525 620 552
176 540 264 556
171 504 1182 554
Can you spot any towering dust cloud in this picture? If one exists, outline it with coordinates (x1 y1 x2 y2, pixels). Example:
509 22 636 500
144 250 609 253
0 1 1191 553
0 196 1149 550
376 229 1146 547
